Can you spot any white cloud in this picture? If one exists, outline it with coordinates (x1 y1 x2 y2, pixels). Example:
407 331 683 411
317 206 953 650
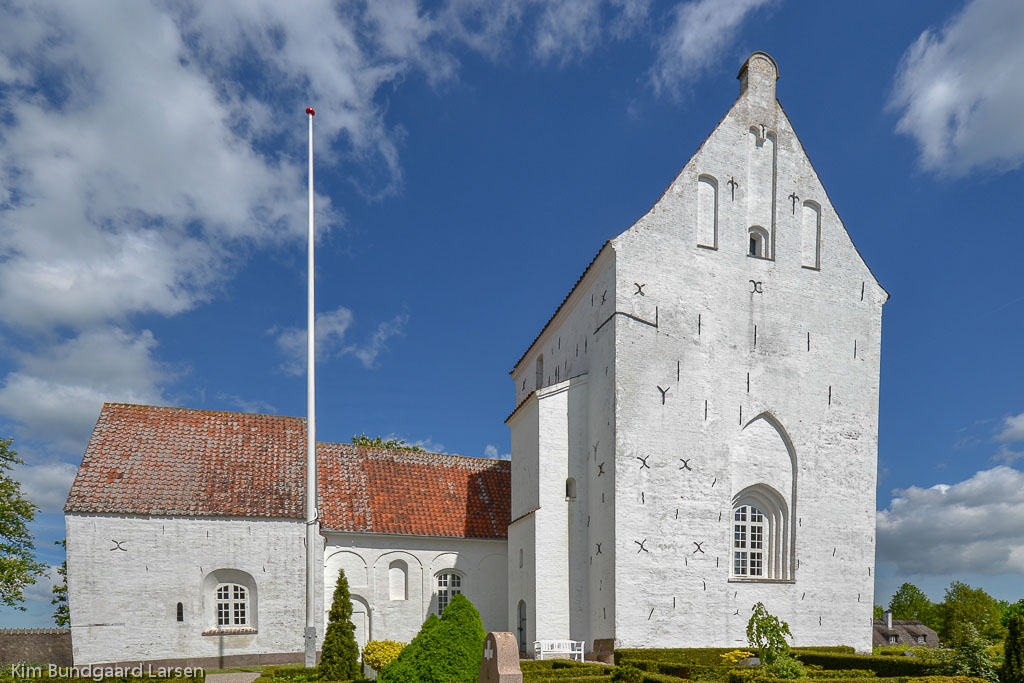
273 307 408 374
650 0 774 98
889 0 1024 175
0 327 170 451
215 393 278 416
877 466 1024 575
13 461 78 513
996 411 1024 443
21 565 61 608
484 444 511 461
409 437 447 454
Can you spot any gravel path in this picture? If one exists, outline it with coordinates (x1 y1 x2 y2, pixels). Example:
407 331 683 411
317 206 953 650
206 672 262 683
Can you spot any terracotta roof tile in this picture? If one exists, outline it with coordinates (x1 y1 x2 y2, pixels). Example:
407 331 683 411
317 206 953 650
66 403 511 539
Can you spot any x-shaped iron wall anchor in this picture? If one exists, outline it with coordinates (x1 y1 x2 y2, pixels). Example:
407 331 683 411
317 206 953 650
692 541 705 554
657 385 670 404
595 543 602 555
634 283 646 296
678 458 692 471
636 455 651 470
635 539 649 553
110 540 127 552
597 462 605 476
750 280 763 294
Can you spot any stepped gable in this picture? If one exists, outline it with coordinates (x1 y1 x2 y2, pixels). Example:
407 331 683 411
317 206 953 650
65 403 511 539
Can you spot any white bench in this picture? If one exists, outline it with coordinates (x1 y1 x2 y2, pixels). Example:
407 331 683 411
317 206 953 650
533 639 584 662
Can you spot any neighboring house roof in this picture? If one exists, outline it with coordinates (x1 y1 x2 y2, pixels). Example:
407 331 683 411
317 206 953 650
65 403 511 540
872 618 939 648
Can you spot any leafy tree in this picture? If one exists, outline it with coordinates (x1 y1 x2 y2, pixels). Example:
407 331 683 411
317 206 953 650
889 582 939 631
1002 614 1024 683
351 434 424 452
945 623 998 682
940 581 1006 644
320 568 362 681
51 538 68 626
379 594 485 683
874 605 885 619
1002 600 1024 629
747 602 793 665
0 437 47 609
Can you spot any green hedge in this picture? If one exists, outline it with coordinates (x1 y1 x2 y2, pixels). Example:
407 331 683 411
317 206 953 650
253 667 355 683
615 648 739 666
727 676 983 683
793 653 944 677
793 648 858 655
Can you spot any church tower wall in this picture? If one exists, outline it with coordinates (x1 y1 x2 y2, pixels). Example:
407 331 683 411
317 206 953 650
607 53 884 652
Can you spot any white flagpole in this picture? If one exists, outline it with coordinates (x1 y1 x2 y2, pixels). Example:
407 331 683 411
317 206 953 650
304 105 318 668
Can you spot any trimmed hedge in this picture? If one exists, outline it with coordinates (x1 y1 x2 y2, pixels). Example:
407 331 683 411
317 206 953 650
793 653 944 677
793 648 858 655
615 649 740 667
727 676 983 683
254 667 354 683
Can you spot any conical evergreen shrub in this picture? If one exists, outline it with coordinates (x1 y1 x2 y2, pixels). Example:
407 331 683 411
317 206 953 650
378 594 485 683
320 568 362 681
1003 614 1024 683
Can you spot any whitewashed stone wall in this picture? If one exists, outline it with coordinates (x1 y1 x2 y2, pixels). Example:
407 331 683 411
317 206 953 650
510 53 884 654
610 53 882 653
66 514 318 665
322 532 507 650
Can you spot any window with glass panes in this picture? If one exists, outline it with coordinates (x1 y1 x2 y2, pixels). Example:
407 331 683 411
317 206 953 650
215 583 248 626
733 505 765 577
436 572 462 616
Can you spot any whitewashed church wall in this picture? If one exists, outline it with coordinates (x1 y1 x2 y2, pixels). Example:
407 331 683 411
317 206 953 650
65 514 315 665
606 54 882 652
322 533 506 648
507 514 536 649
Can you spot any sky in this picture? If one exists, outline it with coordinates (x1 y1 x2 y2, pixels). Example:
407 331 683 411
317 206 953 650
1 0 1023 628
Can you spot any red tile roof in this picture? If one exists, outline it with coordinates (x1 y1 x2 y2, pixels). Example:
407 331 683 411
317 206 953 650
66 403 511 540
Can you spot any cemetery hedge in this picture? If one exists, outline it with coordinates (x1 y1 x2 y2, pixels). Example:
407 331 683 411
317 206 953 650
793 653 945 677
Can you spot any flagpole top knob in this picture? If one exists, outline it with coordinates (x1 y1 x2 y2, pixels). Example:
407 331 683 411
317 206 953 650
306 107 315 116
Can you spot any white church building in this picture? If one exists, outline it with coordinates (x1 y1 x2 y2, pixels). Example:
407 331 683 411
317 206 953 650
64 52 886 667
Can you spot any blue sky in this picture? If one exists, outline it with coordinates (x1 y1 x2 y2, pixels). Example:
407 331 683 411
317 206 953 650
2 0 1023 627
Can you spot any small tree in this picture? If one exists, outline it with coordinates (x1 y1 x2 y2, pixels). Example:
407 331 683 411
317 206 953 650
51 539 68 627
0 437 47 609
889 582 938 631
747 602 793 665
1002 614 1024 683
946 623 998 682
351 435 424 452
320 568 362 681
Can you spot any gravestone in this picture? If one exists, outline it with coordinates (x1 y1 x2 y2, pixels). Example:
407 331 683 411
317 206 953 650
479 631 522 683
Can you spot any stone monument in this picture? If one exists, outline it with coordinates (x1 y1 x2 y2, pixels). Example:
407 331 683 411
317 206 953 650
479 632 522 683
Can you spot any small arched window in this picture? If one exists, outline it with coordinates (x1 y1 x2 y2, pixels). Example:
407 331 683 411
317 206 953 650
176 602 184 622
519 548 524 568
435 571 463 616
535 356 544 390
748 226 769 259
215 583 249 627
565 477 577 500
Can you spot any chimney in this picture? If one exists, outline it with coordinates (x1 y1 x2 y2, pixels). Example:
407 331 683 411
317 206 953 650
884 611 893 629
738 51 779 100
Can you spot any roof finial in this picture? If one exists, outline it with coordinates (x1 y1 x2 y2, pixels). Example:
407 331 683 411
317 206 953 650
738 51 779 99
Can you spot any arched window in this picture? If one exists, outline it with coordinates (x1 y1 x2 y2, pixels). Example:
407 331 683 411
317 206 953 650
565 477 576 500
176 602 184 622
215 583 249 627
519 548 524 568
748 226 769 259
389 560 408 601
535 356 544 390
202 568 258 633
435 571 462 616
731 484 791 580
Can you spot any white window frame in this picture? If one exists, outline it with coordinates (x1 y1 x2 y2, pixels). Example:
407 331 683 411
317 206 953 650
435 571 463 616
748 226 770 259
215 583 249 627
733 505 766 577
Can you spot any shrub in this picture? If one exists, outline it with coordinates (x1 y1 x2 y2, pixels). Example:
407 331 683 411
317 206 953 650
612 665 645 683
378 594 485 683
792 652 943 677
946 624 998 682
320 568 362 681
361 640 405 673
748 603 794 666
762 653 806 679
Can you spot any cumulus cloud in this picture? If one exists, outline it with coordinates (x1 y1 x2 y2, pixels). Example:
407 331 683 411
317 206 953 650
215 393 278 416
889 0 1024 175
0 327 170 451
995 411 1024 464
273 307 408 374
14 461 78 513
877 466 1024 575
650 0 774 98
484 444 511 461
